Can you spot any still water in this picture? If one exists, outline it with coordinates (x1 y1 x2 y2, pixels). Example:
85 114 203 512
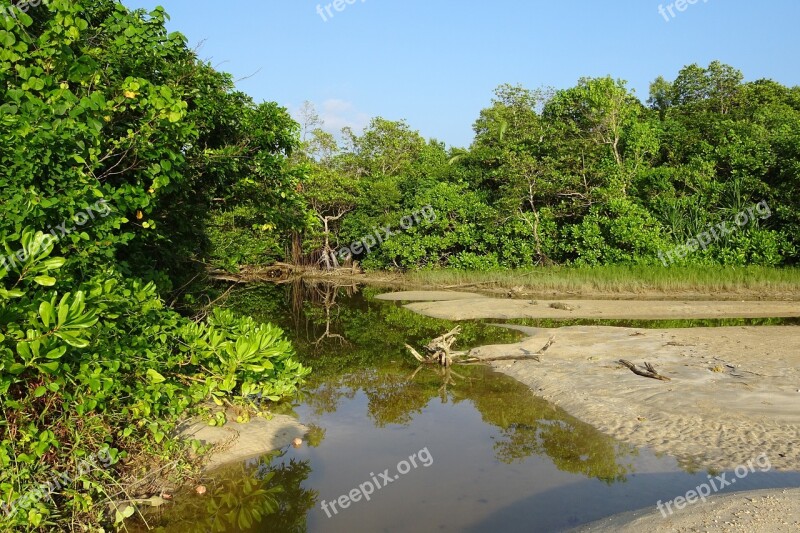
134 282 800 532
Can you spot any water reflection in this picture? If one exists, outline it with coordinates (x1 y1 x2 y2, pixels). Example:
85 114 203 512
141 281 796 531
134 451 315 532
228 281 637 480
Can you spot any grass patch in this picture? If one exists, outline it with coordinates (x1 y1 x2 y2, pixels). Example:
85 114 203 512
403 266 800 297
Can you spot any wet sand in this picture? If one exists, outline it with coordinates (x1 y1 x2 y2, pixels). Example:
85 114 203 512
382 291 800 471
572 488 800 532
387 290 800 529
376 291 800 320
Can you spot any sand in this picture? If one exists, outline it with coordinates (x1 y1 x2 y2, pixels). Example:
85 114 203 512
470 324 800 472
571 488 800 532
375 291 800 320
383 291 800 471
178 413 307 471
388 290 800 529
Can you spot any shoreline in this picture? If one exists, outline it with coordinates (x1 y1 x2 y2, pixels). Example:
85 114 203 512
385 291 800 472
570 487 800 532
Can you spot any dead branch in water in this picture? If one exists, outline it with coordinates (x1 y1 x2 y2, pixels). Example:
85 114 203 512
405 328 555 367
618 360 671 381
405 326 463 367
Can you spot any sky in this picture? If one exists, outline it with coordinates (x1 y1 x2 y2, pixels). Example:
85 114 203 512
120 0 800 148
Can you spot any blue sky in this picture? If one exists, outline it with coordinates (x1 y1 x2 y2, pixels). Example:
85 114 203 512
121 1 800 148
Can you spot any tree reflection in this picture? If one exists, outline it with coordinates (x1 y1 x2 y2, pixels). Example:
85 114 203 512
129 451 316 532
226 282 637 484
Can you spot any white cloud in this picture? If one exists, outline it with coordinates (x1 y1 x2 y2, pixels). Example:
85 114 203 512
292 99 370 136
319 99 371 134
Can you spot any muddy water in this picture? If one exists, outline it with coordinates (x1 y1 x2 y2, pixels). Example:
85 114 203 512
132 283 800 532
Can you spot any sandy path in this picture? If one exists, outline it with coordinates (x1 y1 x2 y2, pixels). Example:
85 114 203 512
375 291 800 320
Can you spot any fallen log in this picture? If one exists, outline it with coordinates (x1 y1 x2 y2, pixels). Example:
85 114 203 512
618 360 671 381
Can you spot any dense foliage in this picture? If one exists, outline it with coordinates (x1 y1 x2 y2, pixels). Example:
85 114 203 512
0 1 308 530
290 65 799 270
1 0 797 529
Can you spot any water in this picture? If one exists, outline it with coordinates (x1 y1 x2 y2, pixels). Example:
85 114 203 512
133 282 800 532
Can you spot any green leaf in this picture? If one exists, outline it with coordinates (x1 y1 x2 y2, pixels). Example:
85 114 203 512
54 331 90 348
39 301 53 327
114 504 135 523
45 346 67 360
40 257 66 270
146 368 166 384
33 275 57 286
37 361 60 373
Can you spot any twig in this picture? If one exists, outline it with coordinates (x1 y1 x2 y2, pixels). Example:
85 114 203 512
460 336 555 364
618 360 671 381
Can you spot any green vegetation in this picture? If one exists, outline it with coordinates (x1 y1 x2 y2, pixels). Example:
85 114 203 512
274 64 800 272
2 0 799 530
403 265 800 296
0 2 308 530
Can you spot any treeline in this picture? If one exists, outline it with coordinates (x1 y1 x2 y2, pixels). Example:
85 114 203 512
216 61 799 271
0 1 308 529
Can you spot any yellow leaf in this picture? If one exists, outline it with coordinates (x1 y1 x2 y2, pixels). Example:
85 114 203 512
124 90 137 99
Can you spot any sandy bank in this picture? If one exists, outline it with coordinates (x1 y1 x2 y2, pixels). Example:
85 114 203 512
376 291 800 320
382 291 800 472
178 414 307 470
469 324 800 471
571 488 800 532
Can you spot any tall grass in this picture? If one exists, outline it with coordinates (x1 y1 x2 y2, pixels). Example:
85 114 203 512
403 266 800 296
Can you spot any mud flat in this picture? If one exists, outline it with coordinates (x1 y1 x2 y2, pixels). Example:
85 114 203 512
383 291 800 472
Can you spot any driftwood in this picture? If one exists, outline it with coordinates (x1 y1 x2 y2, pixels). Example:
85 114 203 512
458 336 555 364
208 263 299 283
405 328 554 367
404 326 466 367
618 360 671 381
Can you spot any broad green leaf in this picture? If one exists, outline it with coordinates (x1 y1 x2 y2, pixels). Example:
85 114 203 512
54 331 90 348
33 275 56 287
146 368 166 384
